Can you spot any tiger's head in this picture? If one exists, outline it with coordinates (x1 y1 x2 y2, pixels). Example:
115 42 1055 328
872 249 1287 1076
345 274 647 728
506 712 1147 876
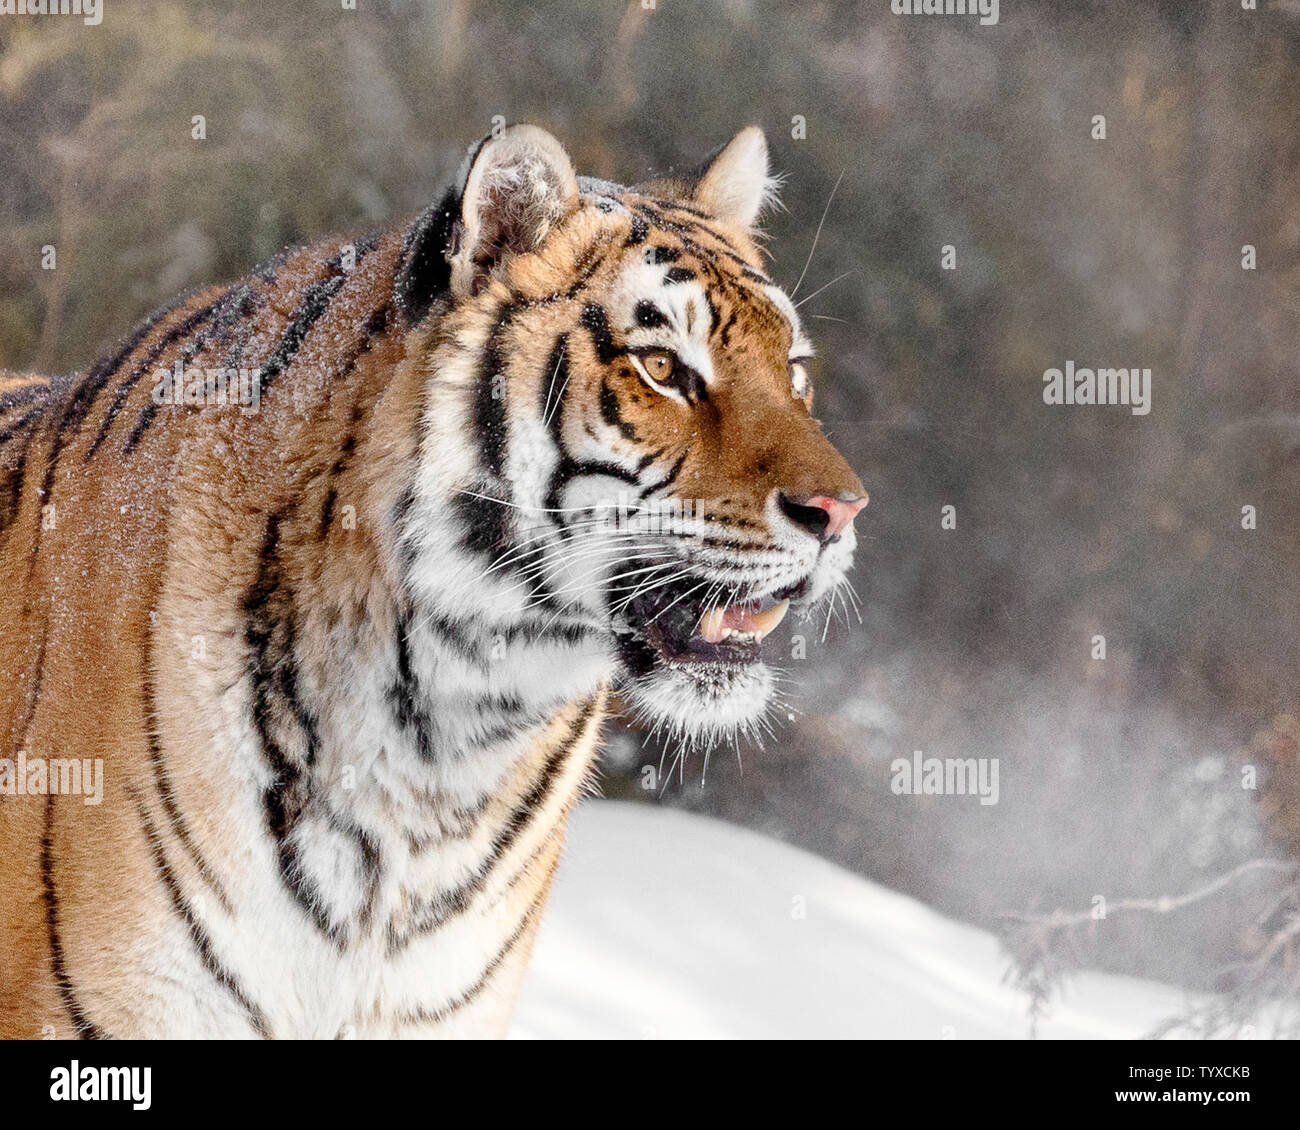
402 125 866 746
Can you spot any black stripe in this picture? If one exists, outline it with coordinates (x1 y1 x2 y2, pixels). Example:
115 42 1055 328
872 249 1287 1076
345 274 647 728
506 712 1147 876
246 512 322 762
696 538 764 556
84 291 221 461
636 446 665 472
0 422 37 534
704 293 721 336
351 228 383 260
255 250 290 282
664 266 695 284
387 609 437 761
634 300 669 329
395 880 551 1027
425 612 598 669
323 805 384 932
243 509 339 945
395 141 478 325
424 610 485 667
451 484 513 559
599 378 638 441
131 790 272 1038
652 199 715 221
406 800 482 849
41 795 108 1039
633 200 760 268
539 334 569 448
554 457 639 491
255 272 347 393
499 617 597 652
389 698 597 953
717 305 740 347
11 632 47 761
465 707 549 752
543 451 640 531
0 405 44 446
239 497 388 949
319 485 338 538
0 377 46 409
121 243 365 457
474 305 516 478
256 235 380 391
0 379 62 425
625 215 650 246
130 236 376 458
580 303 620 365
390 482 420 578
706 512 764 531
90 291 197 390
641 447 689 499
499 822 569 895
633 202 775 290
542 457 578 517
559 242 611 300
455 686 558 749
471 689 529 718
122 283 258 453
503 539 565 612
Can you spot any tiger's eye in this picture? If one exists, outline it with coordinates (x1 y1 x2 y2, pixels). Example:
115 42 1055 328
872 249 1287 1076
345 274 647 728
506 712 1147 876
641 350 675 384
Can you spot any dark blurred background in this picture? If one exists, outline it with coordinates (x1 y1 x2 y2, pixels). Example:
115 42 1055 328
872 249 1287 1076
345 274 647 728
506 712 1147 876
2 0 1298 1000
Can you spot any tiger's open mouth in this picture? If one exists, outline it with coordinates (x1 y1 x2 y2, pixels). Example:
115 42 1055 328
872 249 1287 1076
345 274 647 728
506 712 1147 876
622 579 793 668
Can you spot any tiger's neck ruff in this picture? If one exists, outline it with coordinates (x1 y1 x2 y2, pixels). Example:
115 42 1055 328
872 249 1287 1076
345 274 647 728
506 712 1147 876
0 126 866 1038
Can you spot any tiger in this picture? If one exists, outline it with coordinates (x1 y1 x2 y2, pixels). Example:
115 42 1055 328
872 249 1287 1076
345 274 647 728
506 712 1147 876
0 124 867 1039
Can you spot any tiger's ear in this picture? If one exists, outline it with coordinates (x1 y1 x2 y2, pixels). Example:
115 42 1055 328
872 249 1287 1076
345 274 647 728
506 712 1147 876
394 125 579 324
690 127 777 232
448 124 579 299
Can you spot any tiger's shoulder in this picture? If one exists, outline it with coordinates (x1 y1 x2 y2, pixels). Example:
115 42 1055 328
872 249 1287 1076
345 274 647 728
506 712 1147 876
0 214 449 523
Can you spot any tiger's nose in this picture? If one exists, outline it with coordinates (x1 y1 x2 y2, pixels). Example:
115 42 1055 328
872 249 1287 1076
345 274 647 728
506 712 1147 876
778 492 868 543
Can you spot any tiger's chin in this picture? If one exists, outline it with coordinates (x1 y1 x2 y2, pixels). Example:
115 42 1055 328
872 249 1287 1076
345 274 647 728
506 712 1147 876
619 655 778 748
613 579 796 747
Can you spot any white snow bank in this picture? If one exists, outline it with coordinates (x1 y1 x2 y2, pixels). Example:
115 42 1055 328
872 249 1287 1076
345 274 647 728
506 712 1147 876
512 801 1199 1039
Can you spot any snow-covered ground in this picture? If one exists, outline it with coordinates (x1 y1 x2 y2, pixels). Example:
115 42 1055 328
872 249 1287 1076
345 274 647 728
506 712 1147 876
513 801 1200 1039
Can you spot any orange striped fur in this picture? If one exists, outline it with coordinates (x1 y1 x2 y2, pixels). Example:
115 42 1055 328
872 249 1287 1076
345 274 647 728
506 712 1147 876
0 126 865 1038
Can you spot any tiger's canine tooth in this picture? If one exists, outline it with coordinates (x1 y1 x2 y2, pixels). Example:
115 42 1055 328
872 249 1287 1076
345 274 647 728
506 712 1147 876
750 598 790 640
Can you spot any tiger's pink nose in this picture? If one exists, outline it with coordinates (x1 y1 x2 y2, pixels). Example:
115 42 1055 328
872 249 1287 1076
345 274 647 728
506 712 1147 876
807 494 868 539
778 493 869 543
